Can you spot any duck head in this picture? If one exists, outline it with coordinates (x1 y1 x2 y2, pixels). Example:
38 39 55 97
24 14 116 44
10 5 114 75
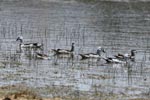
96 46 105 56
131 49 137 56
16 36 23 43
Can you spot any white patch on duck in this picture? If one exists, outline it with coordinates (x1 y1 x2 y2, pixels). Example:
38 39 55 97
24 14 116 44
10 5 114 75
16 36 43 48
52 43 74 55
79 47 105 59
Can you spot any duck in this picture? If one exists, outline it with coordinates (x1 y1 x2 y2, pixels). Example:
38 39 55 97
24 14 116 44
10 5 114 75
102 57 126 64
52 43 74 55
79 47 105 59
16 36 43 49
114 49 137 61
35 52 50 60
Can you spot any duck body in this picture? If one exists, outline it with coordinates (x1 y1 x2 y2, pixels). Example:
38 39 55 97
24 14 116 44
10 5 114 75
79 53 100 59
79 47 105 60
36 52 50 60
102 57 125 64
16 36 43 49
20 43 43 48
115 53 131 59
52 43 74 55
52 49 73 55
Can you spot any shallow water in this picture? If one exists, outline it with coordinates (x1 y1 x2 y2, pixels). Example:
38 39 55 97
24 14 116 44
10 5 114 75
0 0 150 99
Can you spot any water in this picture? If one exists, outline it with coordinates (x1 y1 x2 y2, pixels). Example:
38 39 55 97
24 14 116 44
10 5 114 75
0 0 150 99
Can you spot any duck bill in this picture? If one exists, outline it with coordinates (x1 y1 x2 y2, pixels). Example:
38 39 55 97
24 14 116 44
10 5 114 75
16 37 20 41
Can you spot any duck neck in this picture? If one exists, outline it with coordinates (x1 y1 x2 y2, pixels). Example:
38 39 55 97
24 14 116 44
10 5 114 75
131 51 135 56
70 44 74 52
19 43 23 52
19 39 23 44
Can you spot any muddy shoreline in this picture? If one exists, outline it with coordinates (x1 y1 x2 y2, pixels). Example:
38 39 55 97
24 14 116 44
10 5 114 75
0 84 149 100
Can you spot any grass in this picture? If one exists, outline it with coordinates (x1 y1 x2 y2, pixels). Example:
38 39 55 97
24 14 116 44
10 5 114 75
0 84 42 100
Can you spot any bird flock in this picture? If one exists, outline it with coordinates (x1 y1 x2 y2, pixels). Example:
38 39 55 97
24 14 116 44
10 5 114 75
16 36 137 64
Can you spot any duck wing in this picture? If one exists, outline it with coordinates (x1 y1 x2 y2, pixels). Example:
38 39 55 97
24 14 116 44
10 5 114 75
52 49 72 54
79 53 98 59
112 58 123 63
57 49 71 53
52 49 58 53
109 57 126 64
114 53 124 59
102 57 123 64
23 43 42 48
88 53 100 58
36 52 48 57
79 54 89 59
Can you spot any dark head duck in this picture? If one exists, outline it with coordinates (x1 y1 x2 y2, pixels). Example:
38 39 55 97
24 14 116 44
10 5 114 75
130 50 137 57
52 43 75 55
114 49 137 61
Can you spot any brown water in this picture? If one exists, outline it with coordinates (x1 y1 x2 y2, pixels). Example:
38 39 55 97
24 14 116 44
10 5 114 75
0 0 150 99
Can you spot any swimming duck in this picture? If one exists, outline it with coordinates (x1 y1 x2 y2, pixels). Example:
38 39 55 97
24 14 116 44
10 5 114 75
35 52 50 60
114 49 137 60
79 47 105 59
52 43 74 55
16 36 43 49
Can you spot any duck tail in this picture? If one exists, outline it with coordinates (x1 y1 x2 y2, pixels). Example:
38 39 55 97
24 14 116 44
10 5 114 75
114 55 120 59
79 54 86 59
52 49 58 53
